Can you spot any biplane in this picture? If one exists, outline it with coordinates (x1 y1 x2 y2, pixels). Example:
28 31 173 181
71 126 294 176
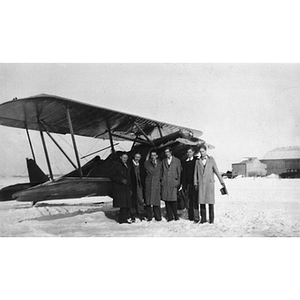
0 94 212 205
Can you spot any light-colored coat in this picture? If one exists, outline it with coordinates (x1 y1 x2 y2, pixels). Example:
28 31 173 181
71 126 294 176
144 159 162 206
161 156 181 201
194 156 224 204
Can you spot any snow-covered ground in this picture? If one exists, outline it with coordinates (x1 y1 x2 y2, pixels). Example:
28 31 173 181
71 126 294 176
0 177 299 237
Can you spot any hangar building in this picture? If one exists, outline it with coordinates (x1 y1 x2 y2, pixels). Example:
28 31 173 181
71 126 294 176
260 146 300 177
232 157 267 177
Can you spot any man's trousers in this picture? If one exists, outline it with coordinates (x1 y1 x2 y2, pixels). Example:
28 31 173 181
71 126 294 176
186 184 199 222
146 205 161 221
165 201 179 221
200 204 214 223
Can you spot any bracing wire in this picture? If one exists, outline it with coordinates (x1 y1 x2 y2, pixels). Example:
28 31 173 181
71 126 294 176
85 139 101 156
54 134 89 163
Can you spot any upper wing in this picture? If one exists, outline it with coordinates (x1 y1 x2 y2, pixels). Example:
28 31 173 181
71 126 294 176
0 94 203 143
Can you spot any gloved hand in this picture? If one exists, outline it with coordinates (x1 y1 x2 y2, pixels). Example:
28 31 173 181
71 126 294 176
194 185 198 191
122 179 127 185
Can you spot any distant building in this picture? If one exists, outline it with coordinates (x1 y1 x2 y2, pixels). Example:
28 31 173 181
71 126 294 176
260 146 300 177
232 157 267 177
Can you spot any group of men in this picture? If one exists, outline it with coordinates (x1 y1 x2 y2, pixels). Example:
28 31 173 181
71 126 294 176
109 145 225 224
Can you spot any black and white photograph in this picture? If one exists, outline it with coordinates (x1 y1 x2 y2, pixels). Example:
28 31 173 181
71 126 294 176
0 1 299 300
0 63 299 237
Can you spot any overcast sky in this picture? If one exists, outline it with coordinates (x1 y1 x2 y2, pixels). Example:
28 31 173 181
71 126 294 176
0 63 299 176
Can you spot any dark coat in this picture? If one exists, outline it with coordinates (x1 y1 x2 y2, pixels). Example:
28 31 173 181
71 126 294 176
181 157 197 190
109 160 132 208
144 159 162 206
128 160 145 205
161 156 182 201
194 156 224 204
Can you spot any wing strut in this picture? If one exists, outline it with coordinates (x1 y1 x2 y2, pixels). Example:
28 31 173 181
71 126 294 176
130 135 139 150
66 107 83 178
156 123 163 138
134 122 155 146
38 122 54 180
40 121 78 170
106 120 115 154
25 126 36 162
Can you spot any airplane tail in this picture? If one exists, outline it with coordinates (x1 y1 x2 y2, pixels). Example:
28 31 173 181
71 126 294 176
0 159 49 201
26 158 49 184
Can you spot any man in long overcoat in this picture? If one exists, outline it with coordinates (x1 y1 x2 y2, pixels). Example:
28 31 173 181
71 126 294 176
128 152 145 221
161 147 182 221
144 149 162 221
110 152 132 224
181 147 199 222
194 144 225 224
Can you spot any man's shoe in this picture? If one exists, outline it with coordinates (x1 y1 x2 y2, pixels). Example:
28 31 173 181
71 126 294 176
118 220 131 224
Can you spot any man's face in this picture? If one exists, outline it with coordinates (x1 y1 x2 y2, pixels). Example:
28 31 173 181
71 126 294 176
121 154 128 164
164 149 172 158
200 148 206 158
150 152 158 161
134 154 141 163
187 149 194 158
